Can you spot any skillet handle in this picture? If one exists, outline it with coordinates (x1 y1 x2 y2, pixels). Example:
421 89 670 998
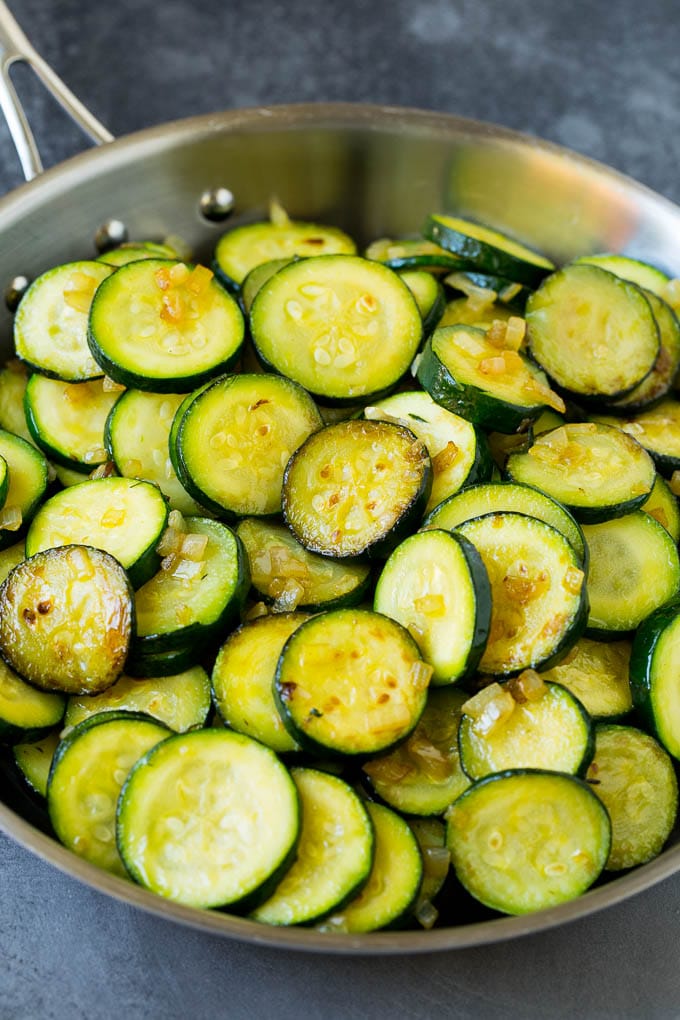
0 0 113 181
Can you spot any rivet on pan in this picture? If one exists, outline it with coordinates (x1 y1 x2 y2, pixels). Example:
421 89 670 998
4 275 30 312
200 187 235 222
94 219 129 253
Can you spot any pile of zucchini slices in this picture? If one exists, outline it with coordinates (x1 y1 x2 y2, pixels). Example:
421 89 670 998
1 202 680 931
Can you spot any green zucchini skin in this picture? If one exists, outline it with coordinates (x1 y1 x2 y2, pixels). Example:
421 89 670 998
629 597 680 756
0 429 49 551
416 326 554 433
423 215 554 287
0 654 65 746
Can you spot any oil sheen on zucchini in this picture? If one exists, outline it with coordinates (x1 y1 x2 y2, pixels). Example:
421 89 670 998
214 219 356 286
282 419 431 558
446 770 611 915
274 608 432 757
250 254 423 403
0 545 133 695
456 512 587 675
117 729 300 909
24 375 119 473
373 529 490 685
171 373 322 517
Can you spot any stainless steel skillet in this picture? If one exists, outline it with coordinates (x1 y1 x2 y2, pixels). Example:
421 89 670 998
1 0 680 956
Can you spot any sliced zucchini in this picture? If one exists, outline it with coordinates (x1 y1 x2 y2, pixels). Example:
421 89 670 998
398 270 446 336
446 770 611 915
607 290 680 411
283 419 430 559
133 517 249 655
586 723 678 870
437 296 516 331
214 219 356 287
236 518 371 611
97 241 179 268
241 257 296 313
540 637 633 720
14 261 112 381
123 643 201 679
641 474 680 540
583 512 680 635
26 476 169 588
505 423 656 523
274 608 431 757
171 372 322 518
362 686 471 815
65 666 211 733
88 260 244 392
365 236 471 272
0 429 49 550
317 801 422 933
117 729 300 909
593 397 680 476
24 374 119 473
13 728 60 797
456 512 587 675
629 597 680 757
458 679 593 780
373 530 490 685
423 214 554 286
526 264 659 400
0 359 34 442
252 768 374 926
444 270 531 314
0 545 134 695
422 480 587 566
48 711 170 876
417 325 563 433
572 253 671 296
363 389 493 514
105 389 205 515
0 657 65 745
0 540 25 584
250 255 422 404
212 612 309 753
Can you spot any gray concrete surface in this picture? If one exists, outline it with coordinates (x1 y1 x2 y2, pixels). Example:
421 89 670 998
2 1 680 1017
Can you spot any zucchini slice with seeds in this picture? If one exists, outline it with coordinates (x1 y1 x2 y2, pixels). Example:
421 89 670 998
362 686 471 815
593 397 680 476
505 422 656 523
526 264 659 400
250 254 423 404
363 389 493 514
274 607 431 758
417 325 563 433
214 220 356 287
422 480 587 566
583 512 680 636
65 666 211 733
630 596 680 757
458 679 593 780
0 656 65 745
105 389 205 515
117 729 301 909
133 517 249 655
24 374 119 473
317 801 423 933
0 545 133 695
423 214 554 287
171 373 322 518
88 259 245 392
586 723 678 870
14 260 112 381
456 512 587 676
26 476 168 588
373 529 490 685
48 711 171 876
236 517 371 612
540 637 633 720
212 612 310 753
282 419 431 559
252 767 375 926
445 770 611 916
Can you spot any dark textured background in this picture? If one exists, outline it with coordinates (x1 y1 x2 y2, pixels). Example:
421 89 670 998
2 1 680 1017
